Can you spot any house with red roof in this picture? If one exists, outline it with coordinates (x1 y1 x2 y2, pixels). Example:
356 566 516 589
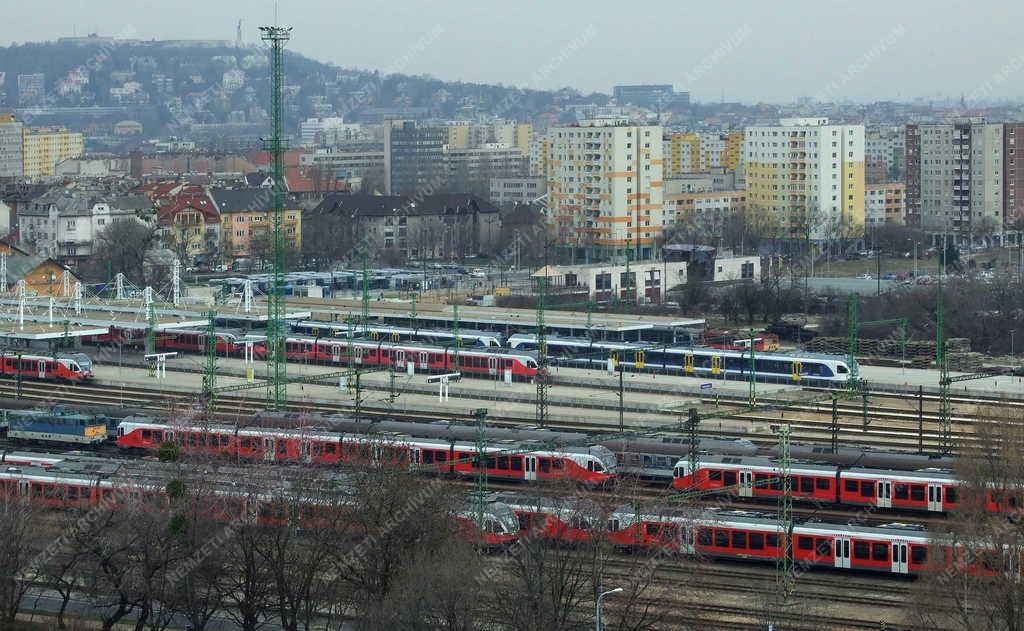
156 192 221 264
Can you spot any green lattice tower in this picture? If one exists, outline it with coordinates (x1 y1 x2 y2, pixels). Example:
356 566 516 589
259 25 291 410
202 309 218 404
775 423 794 606
535 276 548 427
473 408 489 538
937 258 952 454
846 293 860 390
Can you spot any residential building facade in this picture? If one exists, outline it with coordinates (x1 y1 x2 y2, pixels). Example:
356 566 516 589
864 126 905 184
22 127 85 178
546 121 664 261
156 193 221 263
489 176 547 207
446 144 528 199
864 182 906 226
905 119 1004 235
311 193 500 260
210 189 302 258
744 117 865 239
383 120 448 195
0 114 23 177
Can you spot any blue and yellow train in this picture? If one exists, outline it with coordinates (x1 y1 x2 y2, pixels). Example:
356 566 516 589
2 408 109 446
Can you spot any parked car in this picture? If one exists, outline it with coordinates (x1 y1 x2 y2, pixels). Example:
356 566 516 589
856 273 873 280
882 273 897 280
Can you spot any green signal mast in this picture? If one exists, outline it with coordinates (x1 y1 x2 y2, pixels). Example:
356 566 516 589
259 24 292 411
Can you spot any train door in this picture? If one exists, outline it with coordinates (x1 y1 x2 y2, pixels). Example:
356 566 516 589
419 351 428 370
877 480 892 508
410 447 421 468
738 470 754 497
791 361 803 382
834 538 851 569
524 455 538 481
891 541 909 574
330 344 341 363
488 356 498 376
396 350 406 370
684 353 694 373
37 359 47 378
301 440 311 463
263 437 275 461
711 355 722 376
928 484 944 512
354 346 364 365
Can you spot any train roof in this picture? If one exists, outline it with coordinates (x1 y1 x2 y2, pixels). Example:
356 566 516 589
598 437 759 457
285 335 533 357
682 455 839 475
294 321 502 339
843 466 956 482
118 421 603 458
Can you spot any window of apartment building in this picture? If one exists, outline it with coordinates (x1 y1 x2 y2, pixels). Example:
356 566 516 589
98 218 105 226
66 220 76 230
236 230 244 237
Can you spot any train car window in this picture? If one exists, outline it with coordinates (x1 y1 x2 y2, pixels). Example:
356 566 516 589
911 546 927 565
749 533 764 550
798 536 814 551
800 478 813 493
894 484 909 500
769 475 782 491
539 459 550 473
714 530 729 547
945 488 957 504
325 443 337 454
141 430 152 440
845 480 858 492
498 457 509 469
816 478 831 490
723 471 737 487
853 541 869 560
755 473 770 486
435 450 446 463
860 481 875 497
872 543 888 562
766 534 779 548
552 459 564 470
816 539 831 556
708 470 722 482
698 529 712 546
485 456 496 469
510 456 521 470
1011 496 1020 509
645 524 661 536
731 531 747 549
422 451 434 464
910 485 925 501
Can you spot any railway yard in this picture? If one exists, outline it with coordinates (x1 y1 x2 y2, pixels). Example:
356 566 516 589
1 293 1023 630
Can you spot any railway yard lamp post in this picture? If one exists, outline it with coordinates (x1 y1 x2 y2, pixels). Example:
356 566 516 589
596 587 622 631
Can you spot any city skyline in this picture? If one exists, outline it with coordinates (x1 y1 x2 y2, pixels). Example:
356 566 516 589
1 0 1024 104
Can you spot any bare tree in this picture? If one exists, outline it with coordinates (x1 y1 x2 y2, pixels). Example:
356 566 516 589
908 404 1024 630
0 500 42 623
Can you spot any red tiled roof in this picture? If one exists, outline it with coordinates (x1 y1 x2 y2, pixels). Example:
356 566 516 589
283 166 350 194
156 193 220 226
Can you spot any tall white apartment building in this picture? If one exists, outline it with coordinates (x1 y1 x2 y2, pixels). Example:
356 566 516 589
744 117 864 239
546 121 663 261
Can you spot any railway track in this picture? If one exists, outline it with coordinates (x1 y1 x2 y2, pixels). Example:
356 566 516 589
0 377 994 456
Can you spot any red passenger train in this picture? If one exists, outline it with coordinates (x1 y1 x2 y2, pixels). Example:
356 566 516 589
283 337 540 381
0 463 520 548
0 352 94 383
672 456 966 513
115 420 617 485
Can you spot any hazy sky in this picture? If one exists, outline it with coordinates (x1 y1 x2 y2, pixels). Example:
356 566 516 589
3 0 1024 103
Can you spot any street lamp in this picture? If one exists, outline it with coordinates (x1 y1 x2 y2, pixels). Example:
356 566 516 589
596 587 623 631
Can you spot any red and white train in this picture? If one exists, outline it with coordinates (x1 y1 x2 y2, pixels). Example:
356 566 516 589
0 352 94 383
115 420 617 485
672 456 982 513
0 462 520 548
283 337 540 381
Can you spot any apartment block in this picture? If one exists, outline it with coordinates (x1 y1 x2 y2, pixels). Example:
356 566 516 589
663 131 743 176
0 113 23 177
905 119 1003 234
546 121 664 261
445 144 527 198
744 117 865 239
528 134 549 177
865 182 906 226
210 189 303 257
865 126 905 184
383 120 448 195
447 120 531 155
489 176 546 207
1006 123 1024 223
664 189 746 226
22 126 85 178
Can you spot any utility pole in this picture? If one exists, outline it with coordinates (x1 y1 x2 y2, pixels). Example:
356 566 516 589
361 248 370 335
259 24 292 411
686 408 699 487
748 329 756 406
846 293 860 391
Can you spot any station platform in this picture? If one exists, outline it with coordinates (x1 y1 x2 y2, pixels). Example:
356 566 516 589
859 364 1024 395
